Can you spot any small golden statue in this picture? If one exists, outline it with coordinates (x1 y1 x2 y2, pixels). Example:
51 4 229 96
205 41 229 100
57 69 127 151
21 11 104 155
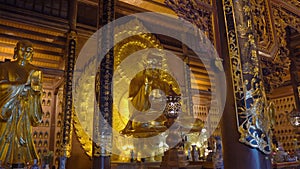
0 40 43 166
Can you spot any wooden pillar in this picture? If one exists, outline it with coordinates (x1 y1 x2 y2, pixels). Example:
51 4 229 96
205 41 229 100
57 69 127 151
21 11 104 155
288 31 300 111
60 0 77 168
218 0 272 168
92 0 115 169
287 31 300 136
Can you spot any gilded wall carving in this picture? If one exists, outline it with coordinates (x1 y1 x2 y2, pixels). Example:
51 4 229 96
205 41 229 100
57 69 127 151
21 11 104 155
197 0 212 5
223 0 273 154
261 3 300 93
223 0 300 154
284 0 300 10
165 0 215 44
250 0 276 55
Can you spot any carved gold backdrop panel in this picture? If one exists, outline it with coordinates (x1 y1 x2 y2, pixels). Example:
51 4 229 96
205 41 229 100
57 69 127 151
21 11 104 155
112 19 188 161
73 19 182 159
113 19 180 133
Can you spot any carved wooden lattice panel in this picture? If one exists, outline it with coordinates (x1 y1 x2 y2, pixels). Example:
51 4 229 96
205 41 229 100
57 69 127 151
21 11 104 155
32 87 63 168
208 101 221 136
53 88 63 168
193 101 221 136
193 104 208 121
32 89 53 165
271 96 298 153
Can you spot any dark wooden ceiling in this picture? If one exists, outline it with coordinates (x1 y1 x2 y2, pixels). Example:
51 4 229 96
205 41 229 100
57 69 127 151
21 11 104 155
0 0 299 97
0 0 211 94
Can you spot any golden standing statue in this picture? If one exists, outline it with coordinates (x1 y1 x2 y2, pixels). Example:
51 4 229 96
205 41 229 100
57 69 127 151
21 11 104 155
0 40 43 166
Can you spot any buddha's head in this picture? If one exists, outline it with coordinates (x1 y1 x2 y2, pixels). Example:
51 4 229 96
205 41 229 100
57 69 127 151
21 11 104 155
14 40 34 64
143 52 163 78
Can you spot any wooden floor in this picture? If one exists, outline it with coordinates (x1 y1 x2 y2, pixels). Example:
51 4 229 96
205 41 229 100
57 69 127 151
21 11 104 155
111 161 205 169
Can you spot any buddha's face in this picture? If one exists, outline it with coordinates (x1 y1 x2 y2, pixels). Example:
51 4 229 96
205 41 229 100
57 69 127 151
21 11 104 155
14 41 34 63
145 57 162 78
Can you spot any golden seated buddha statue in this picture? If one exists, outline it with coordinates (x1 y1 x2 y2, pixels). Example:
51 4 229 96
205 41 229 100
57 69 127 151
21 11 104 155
120 53 179 138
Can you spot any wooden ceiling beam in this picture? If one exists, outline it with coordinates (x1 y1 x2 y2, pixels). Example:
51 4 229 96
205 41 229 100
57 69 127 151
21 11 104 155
0 4 69 33
0 0 215 95
0 41 64 57
32 57 62 65
191 84 211 91
0 24 66 42
191 88 211 95
0 33 65 49
39 67 64 77
34 49 64 57
0 51 62 63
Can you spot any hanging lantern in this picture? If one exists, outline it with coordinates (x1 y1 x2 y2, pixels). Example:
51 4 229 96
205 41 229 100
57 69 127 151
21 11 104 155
287 107 300 128
163 86 182 119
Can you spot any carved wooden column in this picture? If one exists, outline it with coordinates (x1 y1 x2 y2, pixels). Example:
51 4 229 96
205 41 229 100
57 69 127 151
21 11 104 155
287 31 300 135
220 0 272 168
288 31 300 111
60 0 77 168
93 0 115 169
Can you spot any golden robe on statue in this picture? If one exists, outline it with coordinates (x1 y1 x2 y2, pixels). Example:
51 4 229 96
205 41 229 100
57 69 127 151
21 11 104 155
121 65 172 136
0 40 42 166
128 68 170 112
